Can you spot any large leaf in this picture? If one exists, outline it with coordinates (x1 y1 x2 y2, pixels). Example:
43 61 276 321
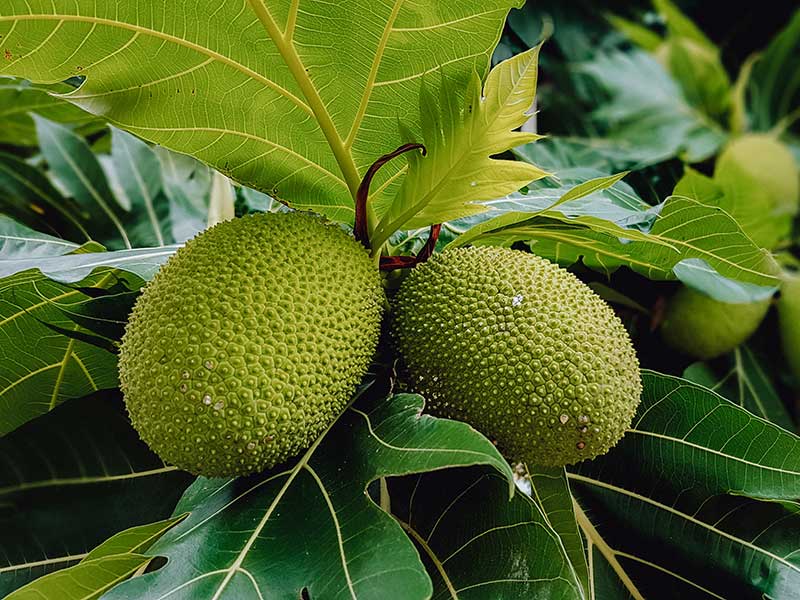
0 245 180 283
451 195 779 290
0 0 520 224
580 50 726 165
105 391 512 600
745 9 800 133
387 466 584 599
0 78 102 147
0 269 121 434
0 215 79 258
0 391 193 596
5 517 186 600
370 46 547 249
0 150 93 243
683 345 795 432
569 371 800 598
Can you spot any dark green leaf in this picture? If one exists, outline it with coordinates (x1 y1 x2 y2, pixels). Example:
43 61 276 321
388 466 584 599
683 345 795 431
0 391 193 596
0 270 119 434
105 391 512 600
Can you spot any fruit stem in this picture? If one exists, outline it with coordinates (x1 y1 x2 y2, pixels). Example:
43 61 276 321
354 143 426 250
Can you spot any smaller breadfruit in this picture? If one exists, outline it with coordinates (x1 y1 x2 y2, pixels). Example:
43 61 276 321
714 134 799 250
119 212 383 477
392 246 642 467
660 286 771 360
778 267 800 381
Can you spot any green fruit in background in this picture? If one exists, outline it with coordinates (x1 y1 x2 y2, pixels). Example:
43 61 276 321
660 286 771 360
714 134 799 250
119 212 384 477
392 246 642 467
778 268 800 381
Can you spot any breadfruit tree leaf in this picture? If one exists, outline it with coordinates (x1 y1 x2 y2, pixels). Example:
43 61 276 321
527 466 590 597
0 391 194 596
0 269 120 434
453 196 779 290
6 517 187 600
386 466 584 599
683 345 795 432
0 0 519 226
371 46 547 250
0 151 94 243
744 9 800 133
568 371 800 599
104 392 513 600
579 50 727 165
0 78 103 147
34 117 179 250
0 215 80 259
0 246 181 283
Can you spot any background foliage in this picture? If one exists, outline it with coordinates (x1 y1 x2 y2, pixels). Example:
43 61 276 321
0 1 799 599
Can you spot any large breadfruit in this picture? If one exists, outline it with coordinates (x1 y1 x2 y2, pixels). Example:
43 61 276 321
119 212 383 477
660 286 771 360
392 246 642 467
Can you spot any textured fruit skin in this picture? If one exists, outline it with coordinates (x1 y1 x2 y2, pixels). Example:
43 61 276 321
119 212 383 477
392 246 642 467
661 286 770 360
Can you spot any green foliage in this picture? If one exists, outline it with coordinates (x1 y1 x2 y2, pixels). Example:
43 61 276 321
0 2 798 598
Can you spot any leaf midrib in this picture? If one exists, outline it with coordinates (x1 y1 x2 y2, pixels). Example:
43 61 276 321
568 472 800 575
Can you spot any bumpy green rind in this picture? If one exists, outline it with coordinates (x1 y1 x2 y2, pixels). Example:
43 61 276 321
119 212 383 477
392 246 642 467
661 286 771 360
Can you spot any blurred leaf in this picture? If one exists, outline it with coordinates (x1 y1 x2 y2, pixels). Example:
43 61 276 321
570 371 800 598
453 195 779 290
745 10 800 133
0 245 180 283
0 78 102 147
0 391 193 596
0 151 93 243
105 391 512 600
107 127 174 246
683 345 795 431
0 215 79 258
581 50 727 165
154 148 212 243
387 466 584 599
34 117 179 250
0 0 520 225
0 270 120 434
371 46 547 249
606 14 662 52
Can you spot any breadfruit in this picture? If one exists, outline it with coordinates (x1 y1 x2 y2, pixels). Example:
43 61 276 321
119 212 383 477
714 134 799 250
392 246 642 467
778 268 800 381
660 286 770 360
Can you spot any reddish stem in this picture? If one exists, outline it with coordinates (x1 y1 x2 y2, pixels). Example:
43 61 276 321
354 143 426 249
379 223 442 271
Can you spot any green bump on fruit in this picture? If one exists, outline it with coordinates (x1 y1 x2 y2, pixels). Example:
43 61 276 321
119 212 383 477
392 246 642 467
661 286 770 360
